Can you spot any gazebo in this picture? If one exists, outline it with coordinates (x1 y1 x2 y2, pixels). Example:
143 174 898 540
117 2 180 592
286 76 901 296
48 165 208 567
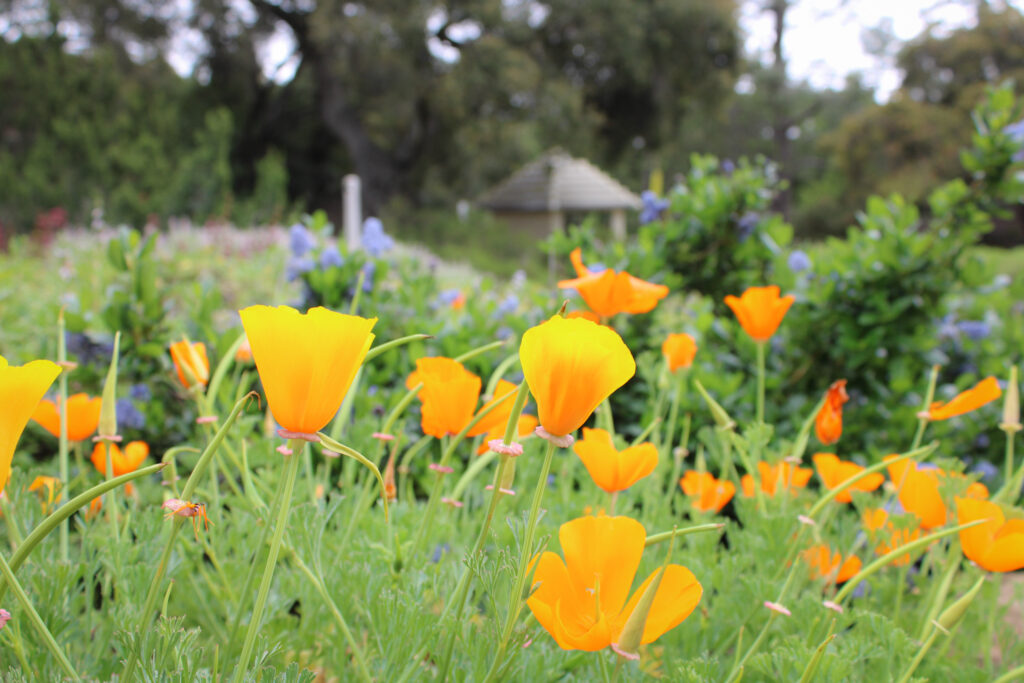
478 149 642 242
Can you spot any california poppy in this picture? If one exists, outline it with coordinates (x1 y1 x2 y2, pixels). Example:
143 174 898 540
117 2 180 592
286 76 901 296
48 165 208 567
574 428 658 493
32 393 102 442
679 471 735 513
477 414 538 455
662 333 697 372
0 356 61 495
567 310 601 324
724 286 795 342
928 377 1001 421
169 340 210 389
519 316 635 439
239 305 377 436
885 457 989 530
740 460 812 498
812 453 883 503
467 379 519 438
557 248 669 318
802 545 861 584
28 475 62 512
527 514 702 651
91 440 149 477
235 335 253 363
815 380 848 445
405 357 482 438
955 497 1024 572
874 525 923 567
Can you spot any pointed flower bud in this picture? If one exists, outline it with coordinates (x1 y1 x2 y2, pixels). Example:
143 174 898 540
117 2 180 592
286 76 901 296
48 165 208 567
98 332 121 440
1001 366 1020 433
936 575 985 632
693 379 735 430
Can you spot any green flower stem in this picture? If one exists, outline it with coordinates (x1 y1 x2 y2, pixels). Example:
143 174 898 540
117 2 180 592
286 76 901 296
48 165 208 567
1 497 23 550
56 310 70 563
644 523 725 547
485 439 558 682
663 370 686 457
994 664 1024 683
833 521 981 606
916 547 959 641
0 551 80 680
910 365 940 452
756 341 766 424
289 547 373 682
232 439 302 683
895 627 940 683
102 441 120 544
410 383 524 557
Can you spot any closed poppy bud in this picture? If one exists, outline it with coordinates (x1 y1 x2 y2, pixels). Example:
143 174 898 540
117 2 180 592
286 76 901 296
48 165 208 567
235 335 254 364
724 286 795 343
693 379 735 430
936 575 986 632
240 305 377 436
558 248 669 318
574 428 658 493
169 340 210 389
406 357 481 438
815 380 848 446
1001 366 1020 433
91 440 149 477
662 333 697 372
519 316 635 438
98 332 120 439
0 356 62 495
927 376 1001 421
32 393 102 442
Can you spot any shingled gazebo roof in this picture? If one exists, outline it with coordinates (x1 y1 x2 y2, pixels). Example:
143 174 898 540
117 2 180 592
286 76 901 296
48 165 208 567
478 149 642 212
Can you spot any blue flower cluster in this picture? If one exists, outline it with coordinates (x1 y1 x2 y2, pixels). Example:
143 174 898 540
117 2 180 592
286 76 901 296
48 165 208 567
639 190 671 225
1006 118 1024 162
362 217 395 257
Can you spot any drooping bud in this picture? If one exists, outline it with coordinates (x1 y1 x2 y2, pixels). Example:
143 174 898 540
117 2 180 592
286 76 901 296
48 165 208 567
97 332 121 440
935 575 985 632
693 379 735 430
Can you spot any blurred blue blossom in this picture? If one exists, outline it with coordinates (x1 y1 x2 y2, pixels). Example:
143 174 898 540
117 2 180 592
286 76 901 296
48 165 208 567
431 542 451 564
639 190 670 225
956 320 990 341
65 332 113 365
1006 118 1024 162
787 250 811 273
975 433 991 449
286 256 316 281
362 217 395 257
116 398 146 430
129 384 152 402
319 245 344 269
495 294 519 318
721 159 736 175
289 223 317 257
496 325 514 340
436 289 462 308
360 261 376 292
736 213 758 242
971 460 999 481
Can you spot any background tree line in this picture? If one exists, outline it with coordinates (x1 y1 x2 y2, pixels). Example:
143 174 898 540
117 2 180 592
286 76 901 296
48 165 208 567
1 0 1022 244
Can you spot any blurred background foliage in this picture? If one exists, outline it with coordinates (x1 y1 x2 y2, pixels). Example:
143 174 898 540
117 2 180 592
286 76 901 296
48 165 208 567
1 0 1022 250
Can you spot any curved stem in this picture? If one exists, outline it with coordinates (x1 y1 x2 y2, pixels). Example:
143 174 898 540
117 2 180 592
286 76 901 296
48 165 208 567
232 441 302 682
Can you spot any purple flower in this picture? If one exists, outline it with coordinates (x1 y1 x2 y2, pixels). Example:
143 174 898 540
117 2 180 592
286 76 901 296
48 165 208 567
286 256 316 281
956 320 990 341
360 261 376 292
116 398 146 430
639 190 670 225
289 224 317 257
431 542 451 564
971 460 999 481
1006 118 1024 162
129 383 152 402
320 245 344 269
495 294 519 318
362 217 394 257
788 250 811 273
736 213 758 242
721 159 736 175
437 289 462 307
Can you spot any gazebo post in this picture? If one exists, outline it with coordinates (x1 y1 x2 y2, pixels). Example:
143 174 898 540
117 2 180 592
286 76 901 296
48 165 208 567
610 209 626 242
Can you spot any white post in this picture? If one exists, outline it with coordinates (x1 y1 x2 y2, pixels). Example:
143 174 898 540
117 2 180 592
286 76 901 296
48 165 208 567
342 174 362 251
610 209 626 242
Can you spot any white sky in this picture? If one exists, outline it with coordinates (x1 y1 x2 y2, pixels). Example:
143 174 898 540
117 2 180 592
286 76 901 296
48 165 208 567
164 0 1024 102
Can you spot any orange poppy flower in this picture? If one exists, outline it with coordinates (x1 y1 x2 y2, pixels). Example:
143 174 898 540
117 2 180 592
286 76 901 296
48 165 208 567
802 545 861 584
740 460 812 498
662 333 697 372
519 316 635 439
91 440 149 477
573 428 658 493
28 475 63 512
567 310 601 324
32 393 102 442
723 286 795 343
527 515 702 652
467 379 518 438
557 248 669 318
406 357 482 438
679 471 735 513
955 497 1024 572
235 335 253 363
815 380 848 445
240 305 377 436
862 507 890 532
169 340 210 389
928 377 1001 421
812 453 883 503
885 457 989 529
1 356 62 495
450 292 466 310
874 524 923 566
477 414 538 454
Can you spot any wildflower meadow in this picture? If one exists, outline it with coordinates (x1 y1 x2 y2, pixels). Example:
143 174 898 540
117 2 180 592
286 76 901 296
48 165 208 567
1 87 1024 683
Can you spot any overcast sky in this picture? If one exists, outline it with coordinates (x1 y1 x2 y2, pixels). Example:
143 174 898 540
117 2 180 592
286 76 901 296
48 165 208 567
188 0 1024 103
